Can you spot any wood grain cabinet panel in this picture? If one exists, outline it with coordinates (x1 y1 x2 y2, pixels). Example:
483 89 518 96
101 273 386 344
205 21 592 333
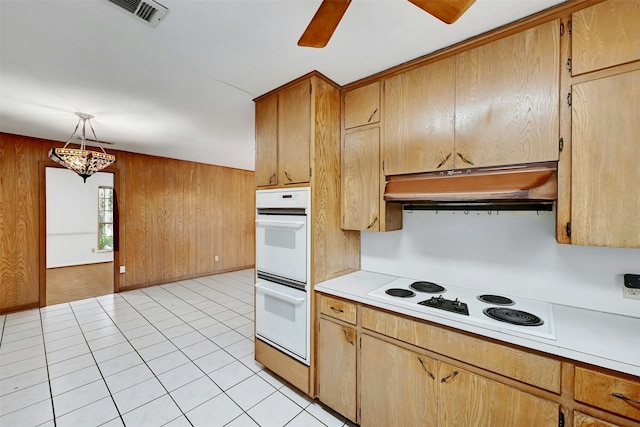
341 128 380 231
319 294 357 324
317 318 357 422
255 94 278 186
572 0 640 76
384 56 456 175
344 82 380 129
439 362 559 427
278 79 311 185
575 367 640 422
574 412 621 427
571 69 640 248
360 334 438 427
455 19 560 169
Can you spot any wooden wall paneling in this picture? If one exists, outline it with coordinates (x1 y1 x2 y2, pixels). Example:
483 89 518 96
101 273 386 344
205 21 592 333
454 20 560 169
174 159 190 278
163 158 178 280
0 135 42 312
185 161 198 276
214 167 255 272
125 153 150 287
196 163 216 274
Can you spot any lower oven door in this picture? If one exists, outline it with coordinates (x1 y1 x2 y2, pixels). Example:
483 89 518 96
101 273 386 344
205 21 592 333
255 280 308 364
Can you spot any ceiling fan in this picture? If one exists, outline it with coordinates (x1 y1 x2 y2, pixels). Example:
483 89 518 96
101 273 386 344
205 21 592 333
298 0 477 48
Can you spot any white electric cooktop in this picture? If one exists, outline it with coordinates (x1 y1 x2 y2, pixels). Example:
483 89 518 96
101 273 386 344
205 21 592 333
368 278 556 340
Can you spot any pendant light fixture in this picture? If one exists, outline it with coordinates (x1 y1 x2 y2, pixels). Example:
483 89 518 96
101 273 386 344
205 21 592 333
48 112 116 182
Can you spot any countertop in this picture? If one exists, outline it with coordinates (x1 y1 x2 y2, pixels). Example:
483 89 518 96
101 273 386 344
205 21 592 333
315 270 640 377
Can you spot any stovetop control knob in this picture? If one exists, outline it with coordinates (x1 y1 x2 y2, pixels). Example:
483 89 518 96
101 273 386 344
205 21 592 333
453 298 461 308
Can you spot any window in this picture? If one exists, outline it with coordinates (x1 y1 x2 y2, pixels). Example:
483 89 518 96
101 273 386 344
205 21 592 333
98 186 114 251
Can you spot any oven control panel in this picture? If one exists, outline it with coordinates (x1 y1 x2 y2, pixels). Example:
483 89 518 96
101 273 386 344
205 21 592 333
256 187 310 209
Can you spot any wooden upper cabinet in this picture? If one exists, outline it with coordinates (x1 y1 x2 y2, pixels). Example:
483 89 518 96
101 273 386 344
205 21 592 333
384 57 456 175
344 82 380 129
455 19 560 169
342 128 380 231
571 69 640 248
255 94 278 187
278 79 311 185
572 0 640 76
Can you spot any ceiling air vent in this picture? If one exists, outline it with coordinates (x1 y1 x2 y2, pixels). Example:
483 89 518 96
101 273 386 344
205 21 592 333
106 0 168 28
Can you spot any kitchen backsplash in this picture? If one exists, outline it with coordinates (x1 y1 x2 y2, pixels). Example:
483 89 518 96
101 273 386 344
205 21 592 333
361 209 640 318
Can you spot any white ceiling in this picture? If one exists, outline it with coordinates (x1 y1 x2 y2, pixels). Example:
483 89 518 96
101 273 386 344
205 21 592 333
0 0 565 171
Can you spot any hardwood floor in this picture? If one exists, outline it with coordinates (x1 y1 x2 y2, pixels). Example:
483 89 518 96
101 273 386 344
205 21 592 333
46 262 114 305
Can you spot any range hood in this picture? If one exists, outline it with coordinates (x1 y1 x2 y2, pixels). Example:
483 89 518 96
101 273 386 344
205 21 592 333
384 162 557 207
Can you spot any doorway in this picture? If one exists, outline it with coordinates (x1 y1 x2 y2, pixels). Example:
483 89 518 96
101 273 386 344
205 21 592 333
45 167 115 305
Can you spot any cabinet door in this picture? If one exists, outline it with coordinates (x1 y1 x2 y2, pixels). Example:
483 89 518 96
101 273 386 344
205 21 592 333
360 335 437 427
572 0 640 76
384 57 455 175
344 82 380 129
571 70 640 248
278 79 311 185
455 20 559 169
342 128 380 231
317 318 357 422
574 412 620 427
438 363 559 427
255 94 278 186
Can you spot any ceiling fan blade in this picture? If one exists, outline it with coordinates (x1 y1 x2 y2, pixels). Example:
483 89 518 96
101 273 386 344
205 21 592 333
408 0 477 24
298 0 352 48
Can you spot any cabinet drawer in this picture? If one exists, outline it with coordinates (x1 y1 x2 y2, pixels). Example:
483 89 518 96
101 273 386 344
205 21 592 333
575 367 640 421
361 306 561 393
319 295 357 324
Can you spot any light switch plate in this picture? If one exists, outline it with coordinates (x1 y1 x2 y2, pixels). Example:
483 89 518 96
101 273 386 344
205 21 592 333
120 266 126 274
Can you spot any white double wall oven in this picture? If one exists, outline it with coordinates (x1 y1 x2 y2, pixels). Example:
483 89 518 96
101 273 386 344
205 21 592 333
255 187 311 365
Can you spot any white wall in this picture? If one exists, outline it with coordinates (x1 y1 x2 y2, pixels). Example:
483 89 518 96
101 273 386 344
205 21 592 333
361 209 640 317
46 168 114 268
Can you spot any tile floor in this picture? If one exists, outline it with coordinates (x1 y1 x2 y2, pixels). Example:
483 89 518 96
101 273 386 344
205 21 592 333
0 269 352 427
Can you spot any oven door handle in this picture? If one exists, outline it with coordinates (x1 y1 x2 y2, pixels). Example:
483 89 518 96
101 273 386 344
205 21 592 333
255 283 306 305
255 219 305 230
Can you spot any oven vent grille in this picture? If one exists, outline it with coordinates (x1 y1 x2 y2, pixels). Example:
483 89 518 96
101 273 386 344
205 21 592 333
106 0 168 28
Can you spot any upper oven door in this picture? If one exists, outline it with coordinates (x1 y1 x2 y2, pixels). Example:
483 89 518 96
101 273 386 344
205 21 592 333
256 212 308 284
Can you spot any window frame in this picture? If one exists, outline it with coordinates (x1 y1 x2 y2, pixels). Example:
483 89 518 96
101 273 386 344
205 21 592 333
97 186 114 252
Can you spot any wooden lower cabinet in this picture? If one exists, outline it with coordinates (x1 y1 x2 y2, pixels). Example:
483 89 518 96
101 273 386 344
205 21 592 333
360 335 437 427
574 412 621 427
438 361 559 426
317 318 357 422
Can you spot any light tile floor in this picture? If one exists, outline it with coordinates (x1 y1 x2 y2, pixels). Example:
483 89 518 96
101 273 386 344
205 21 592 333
0 269 353 427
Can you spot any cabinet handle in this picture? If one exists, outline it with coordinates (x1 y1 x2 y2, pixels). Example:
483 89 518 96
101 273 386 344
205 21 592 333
367 216 378 230
612 392 640 405
441 371 459 383
418 357 435 380
437 152 452 169
367 108 378 123
284 171 293 182
456 152 475 166
330 306 344 313
269 173 276 184
342 329 354 346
